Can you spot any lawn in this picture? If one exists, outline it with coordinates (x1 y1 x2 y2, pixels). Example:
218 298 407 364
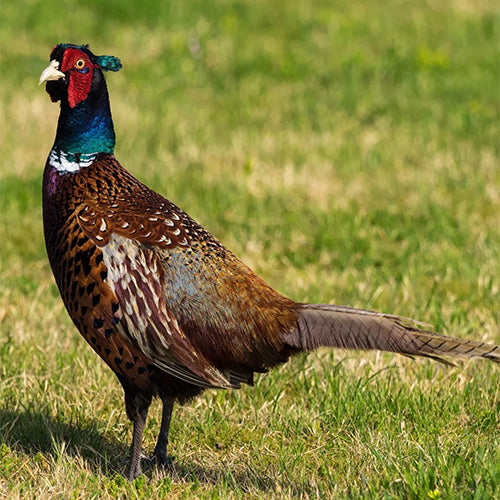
0 0 499 498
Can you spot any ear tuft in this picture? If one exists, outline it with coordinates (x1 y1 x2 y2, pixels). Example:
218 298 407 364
95 55 122 72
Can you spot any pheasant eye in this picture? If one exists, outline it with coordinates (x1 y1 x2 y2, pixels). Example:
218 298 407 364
75 59 85 69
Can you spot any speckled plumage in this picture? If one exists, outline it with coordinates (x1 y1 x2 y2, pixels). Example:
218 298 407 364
44 154 297 388
40 44 499 480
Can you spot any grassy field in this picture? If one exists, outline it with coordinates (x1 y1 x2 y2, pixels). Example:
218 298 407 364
1 0 499 498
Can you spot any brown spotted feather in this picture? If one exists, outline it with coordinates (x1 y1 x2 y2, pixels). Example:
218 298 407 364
71 156 299 387
44 194 156 390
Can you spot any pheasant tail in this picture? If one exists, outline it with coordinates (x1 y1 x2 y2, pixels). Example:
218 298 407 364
285 304 500 364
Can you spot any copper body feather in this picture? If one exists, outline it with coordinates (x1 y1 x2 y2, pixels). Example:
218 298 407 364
43 154 298 395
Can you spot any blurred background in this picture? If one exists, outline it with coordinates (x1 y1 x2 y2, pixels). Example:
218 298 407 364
0 0 499 497
1 1 498 309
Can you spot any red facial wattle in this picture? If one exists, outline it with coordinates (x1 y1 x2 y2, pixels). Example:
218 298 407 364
60 48 95 108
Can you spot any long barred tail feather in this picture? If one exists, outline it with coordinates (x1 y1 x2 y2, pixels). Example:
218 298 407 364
283 304 500 364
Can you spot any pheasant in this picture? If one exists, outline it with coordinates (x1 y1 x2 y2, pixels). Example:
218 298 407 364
39 43 499 480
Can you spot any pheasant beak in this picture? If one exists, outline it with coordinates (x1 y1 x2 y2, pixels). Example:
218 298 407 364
39 60 66 85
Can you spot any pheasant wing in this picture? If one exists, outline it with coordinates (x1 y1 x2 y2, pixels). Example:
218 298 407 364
76 194 234 389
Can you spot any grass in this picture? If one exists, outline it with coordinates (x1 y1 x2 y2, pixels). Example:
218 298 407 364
1 0 499 497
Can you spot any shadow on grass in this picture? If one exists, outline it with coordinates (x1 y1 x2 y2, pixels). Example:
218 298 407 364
0 406 128 476
0 406 297 494
145 460 285 494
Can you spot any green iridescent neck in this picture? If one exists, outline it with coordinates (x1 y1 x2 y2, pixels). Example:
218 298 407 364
53 80 115 155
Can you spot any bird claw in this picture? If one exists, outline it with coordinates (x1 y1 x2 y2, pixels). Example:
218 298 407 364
151 450 174 469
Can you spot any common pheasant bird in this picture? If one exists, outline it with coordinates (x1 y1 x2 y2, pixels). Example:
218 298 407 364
40 44 499 480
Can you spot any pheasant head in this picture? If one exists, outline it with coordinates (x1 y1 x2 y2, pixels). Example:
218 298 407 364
40 44 122 166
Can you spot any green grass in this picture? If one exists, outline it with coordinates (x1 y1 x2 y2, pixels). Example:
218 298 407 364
1 0 499 498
